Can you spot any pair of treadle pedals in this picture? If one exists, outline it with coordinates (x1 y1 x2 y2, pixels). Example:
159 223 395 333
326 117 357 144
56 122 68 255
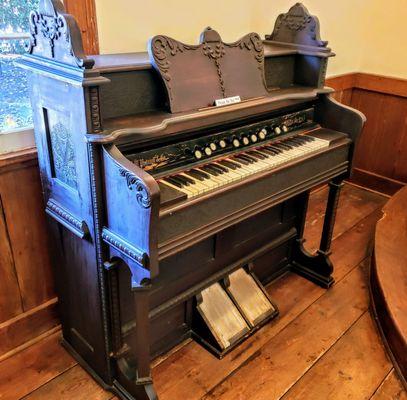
193 263 278 358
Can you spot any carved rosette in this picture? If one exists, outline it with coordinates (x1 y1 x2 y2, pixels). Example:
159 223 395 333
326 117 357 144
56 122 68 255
27 0 94 68
119 169 151 209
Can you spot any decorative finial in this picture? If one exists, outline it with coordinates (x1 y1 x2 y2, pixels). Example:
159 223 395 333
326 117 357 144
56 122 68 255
266 3 328 48
27 0 94 69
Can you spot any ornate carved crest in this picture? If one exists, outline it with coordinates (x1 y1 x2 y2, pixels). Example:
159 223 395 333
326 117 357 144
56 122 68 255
266 3 329 49
119 169 151 209
149 27 268 113
28 0 94 68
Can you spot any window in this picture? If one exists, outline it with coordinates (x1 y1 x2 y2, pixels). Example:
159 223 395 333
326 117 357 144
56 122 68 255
0 0 39 152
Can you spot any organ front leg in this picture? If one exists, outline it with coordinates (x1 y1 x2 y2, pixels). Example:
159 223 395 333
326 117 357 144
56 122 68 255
292 176 344 288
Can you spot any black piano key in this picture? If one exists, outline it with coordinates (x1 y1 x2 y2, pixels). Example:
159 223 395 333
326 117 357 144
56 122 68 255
236 154 253 162
241 154 258 162
250 151 268 159
285 140 301 147
164 177 183 188
265 145 282 153
256 150 274 158
247 152 264 160
273 143 290 150
158 182 187 207
179 174 195 184
202 165 220 176
171 175 190 186
185 170 205 181
260 148 278 156
212 163 228 172
233 156 250 165
219 160 238 170
191 168 210 179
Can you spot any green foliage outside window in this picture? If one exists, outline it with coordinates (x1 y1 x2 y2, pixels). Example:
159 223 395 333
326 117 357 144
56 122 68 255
0 0 39 132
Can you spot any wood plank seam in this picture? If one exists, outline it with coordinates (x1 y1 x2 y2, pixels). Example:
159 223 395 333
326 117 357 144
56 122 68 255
278 311 370 400
200 258 374 400
368 369 395 399
202 262 372 400
0 193 23 313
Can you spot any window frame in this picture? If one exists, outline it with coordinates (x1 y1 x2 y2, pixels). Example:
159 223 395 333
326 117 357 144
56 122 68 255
0 32 36 154
0 0 99 155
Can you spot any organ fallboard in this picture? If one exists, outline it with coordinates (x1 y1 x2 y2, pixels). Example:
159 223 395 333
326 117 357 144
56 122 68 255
20 1 365 399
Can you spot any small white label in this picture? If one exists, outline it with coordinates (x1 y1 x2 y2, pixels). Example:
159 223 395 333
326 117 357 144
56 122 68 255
215 96 241 107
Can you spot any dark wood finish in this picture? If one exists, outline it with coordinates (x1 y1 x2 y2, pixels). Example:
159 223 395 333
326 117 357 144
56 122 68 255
19 2 366 399
149 28 268 113
0 184 396 400
371 187 407 381
266 3 330 51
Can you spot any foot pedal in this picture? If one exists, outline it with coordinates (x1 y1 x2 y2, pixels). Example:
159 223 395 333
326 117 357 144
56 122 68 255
193 266 279 358
196 282 249 350
225 268 276 327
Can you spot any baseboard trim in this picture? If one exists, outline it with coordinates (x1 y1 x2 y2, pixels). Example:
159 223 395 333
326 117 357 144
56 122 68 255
350 168 406 196
327 72 407 97
0 297 59 359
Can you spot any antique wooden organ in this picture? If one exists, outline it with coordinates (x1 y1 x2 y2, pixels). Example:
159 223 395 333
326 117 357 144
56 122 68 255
21 1 365 399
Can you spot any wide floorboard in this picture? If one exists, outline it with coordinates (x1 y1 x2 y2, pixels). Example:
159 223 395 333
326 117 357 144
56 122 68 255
1 183 405 400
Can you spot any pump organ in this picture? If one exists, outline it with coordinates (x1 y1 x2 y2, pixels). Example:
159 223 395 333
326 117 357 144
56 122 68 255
21 1 365 399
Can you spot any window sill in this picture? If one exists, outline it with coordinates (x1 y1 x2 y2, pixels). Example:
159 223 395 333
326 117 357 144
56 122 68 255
0 127 36 155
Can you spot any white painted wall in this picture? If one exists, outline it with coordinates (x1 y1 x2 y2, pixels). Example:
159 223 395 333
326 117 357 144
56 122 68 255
94 0 407 78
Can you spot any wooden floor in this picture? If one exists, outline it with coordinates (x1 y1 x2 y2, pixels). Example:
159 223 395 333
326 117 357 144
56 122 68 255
1 183 406 400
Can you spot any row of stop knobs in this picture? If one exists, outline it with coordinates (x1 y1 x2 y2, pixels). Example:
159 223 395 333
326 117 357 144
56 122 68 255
193 125 289 160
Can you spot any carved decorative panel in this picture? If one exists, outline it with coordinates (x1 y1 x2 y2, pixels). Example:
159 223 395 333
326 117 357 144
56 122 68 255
266 3 329 49
28 0 94 69
149 27 269 113
45 109 78 189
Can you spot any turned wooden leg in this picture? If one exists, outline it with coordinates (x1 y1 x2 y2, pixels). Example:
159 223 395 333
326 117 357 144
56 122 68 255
319 178 344 255
292 179 344 288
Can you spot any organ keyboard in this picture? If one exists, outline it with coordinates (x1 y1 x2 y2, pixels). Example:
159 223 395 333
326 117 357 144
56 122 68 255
151 133 330 200
21 1 365 399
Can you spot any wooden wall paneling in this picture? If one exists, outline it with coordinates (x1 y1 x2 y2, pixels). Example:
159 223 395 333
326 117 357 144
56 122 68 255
354 73 407 98
351 89 407 181
64 0 99 55
327 73 407 195
0 195 23 323
0 164 55 312
330 88 353 106
0 298 59 360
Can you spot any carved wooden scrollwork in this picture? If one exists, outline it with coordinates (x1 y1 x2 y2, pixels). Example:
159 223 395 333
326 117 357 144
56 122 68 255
149 36 195 101
149 27 269 113
119 169 151 209
266 3 329 49
27 0 94 68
